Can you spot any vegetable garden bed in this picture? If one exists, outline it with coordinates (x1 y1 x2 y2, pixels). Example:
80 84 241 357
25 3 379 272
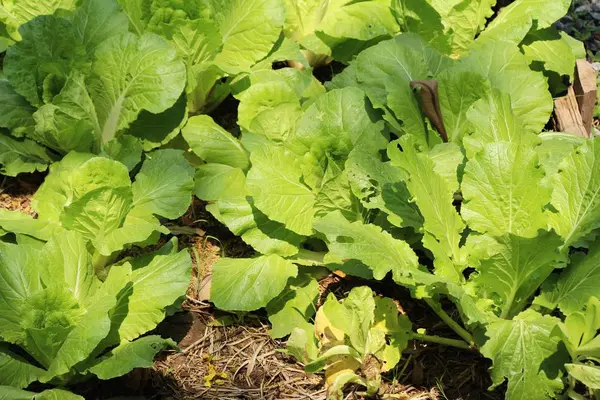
0 0 599 400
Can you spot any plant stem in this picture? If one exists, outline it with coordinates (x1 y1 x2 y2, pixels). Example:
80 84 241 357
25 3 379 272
92 251 111 280
425 298 475 348
411 333 473 351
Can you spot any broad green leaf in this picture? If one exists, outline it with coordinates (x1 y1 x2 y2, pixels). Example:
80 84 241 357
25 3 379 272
0 209 58 241
72 0 128 55
466 89 522 143
206 197 304 257
536 132 585 178
213 0 285 74
472 232 566 319
182 115 249 169
443 0 496 55
32 71 99 154
0 386 37 400
125 94 187 151
88 335 177 380
346 148 423 229
194 164 247 201
314 211 420 282
462 142 550 237
115 0 147 35
0 1 77 40
0 345 46 388
0 241 41 343
0 133 54 176
521 27 575 90
266 273 320 338
436 68 490 143
103 135 143 171
537 246 600 316
211 254 298 311
88 32 186 142
393 0 451 53
480 310 565 400
460 40 553 135
61 187 133 247
287 323 319 364
565 364 600 390
317 2 398 41
0 78 35 135
351 35 429 136
486 0 570 32
110 250 192 342
314 170 363 222
428 143 464 193
548 138 600 247
4 15 86 107
132 149 195 219
246 143 315 236
389 136 465 280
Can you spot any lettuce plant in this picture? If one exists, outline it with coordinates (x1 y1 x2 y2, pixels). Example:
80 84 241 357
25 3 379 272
0 149 195 397
0 0 289 176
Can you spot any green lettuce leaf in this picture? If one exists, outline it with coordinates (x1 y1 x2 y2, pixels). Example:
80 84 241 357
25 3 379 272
480 310 565 400
210 255 298 311
0 133 55 176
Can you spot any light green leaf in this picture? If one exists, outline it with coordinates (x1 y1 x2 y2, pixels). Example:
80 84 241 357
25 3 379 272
0 1 77 40
0 209 58 241
61 187 133 248
536 132 585 177
213 0 285 74
88 32 186 143
436 68 490 143
0 386 37 400
0 241 41 343
246 143 315 236
466 89 523 143
351 35 429 136
4 15 86 107
462 142 550 237
211 255 298 311
314 211 419 282
125 94 187 151
0 78 35 135
428 143 464 194
473 232 566 319
103 135 143 171
537 246 600 316
394 0 451 53
110 250 192 342
548 138 600 247
0 345 46 388
346 148 423 229
480 310 564 400
207 197 304 257
521 27 576 93
444 0 496 55
266 273 320 338
88 335 177 380
486 0 570 32
182 115 249 169
0 133 54 176
314 170 363 222
132 149 194 219
32 70 99 154
72 0 129 55
460 40 553 135
194 164 247 202
565 364 600 390
35 389 83 400
389 136 465 280
317 2 398 41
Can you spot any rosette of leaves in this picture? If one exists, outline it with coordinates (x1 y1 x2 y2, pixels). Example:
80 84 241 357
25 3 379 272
0 150 195 396
287 287 412 400
282 0 401 66
0 0 290 176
